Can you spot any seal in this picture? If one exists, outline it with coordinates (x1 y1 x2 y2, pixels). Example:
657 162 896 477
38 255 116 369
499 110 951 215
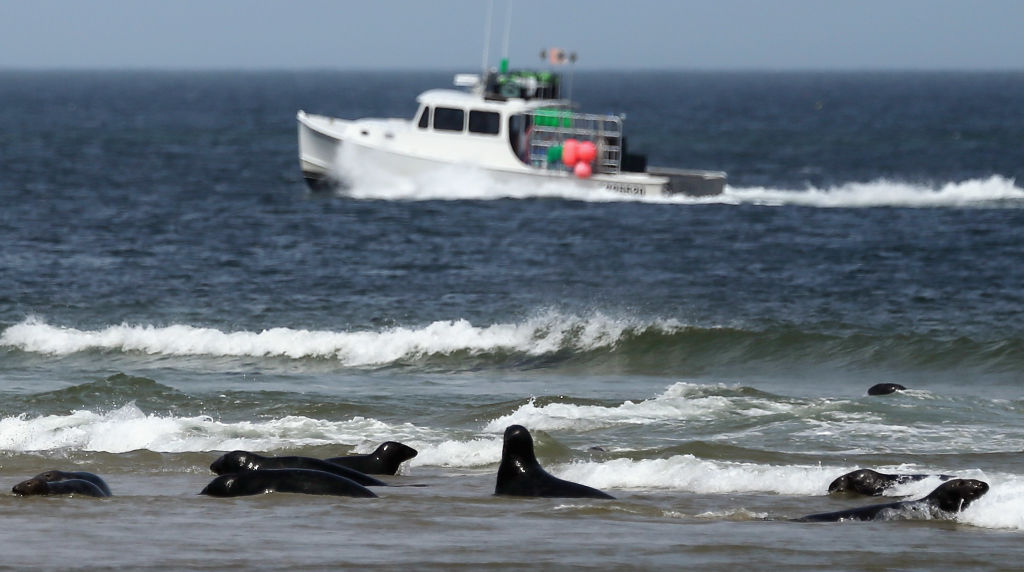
325 441 418 475
200 469 378 498
797 478 988 522
12 477 109 498
209 450 386 487
494 425 615 499
867 383 907 395
828 468 953 496
32 470 112 496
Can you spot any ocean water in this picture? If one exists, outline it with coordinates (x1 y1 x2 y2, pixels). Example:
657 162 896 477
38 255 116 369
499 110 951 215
1 70 1024 569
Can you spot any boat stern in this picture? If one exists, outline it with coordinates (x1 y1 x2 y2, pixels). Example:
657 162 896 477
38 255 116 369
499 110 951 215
648 167 727 196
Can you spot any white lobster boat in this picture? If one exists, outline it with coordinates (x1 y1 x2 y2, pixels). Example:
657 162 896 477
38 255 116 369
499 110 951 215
297 68 726 197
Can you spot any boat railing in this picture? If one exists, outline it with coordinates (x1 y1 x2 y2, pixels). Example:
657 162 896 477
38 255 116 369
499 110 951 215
527 110 624 174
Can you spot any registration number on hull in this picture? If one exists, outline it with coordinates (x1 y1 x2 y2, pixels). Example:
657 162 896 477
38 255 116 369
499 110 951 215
604 183 645 195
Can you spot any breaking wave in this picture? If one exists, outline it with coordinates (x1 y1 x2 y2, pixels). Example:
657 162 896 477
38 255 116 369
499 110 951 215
5 313 1024 373
0 312 674 366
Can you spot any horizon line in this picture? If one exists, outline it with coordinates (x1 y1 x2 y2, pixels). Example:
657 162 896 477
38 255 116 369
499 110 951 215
2 65 1022 74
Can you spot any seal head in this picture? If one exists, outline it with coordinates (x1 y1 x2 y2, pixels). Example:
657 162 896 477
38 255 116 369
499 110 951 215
326 441 418 475
494 425 614 499
925 478 989 512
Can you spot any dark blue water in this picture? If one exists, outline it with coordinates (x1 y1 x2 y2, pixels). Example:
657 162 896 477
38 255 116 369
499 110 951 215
1 71 1023 568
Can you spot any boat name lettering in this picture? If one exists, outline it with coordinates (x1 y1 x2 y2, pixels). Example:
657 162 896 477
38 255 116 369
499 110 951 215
605 183 645 195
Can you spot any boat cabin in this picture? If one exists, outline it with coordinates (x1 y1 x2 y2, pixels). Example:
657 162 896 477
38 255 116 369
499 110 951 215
410 71 631 174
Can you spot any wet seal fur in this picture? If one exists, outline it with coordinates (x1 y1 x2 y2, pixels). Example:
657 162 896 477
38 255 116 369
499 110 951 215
325 441 418 475
797 478 988 522
867 383 907 396
210 451 386 487
13 477 109 498
495 425 614 499
828 468 953 496
32 470 112 496
200 469 378 498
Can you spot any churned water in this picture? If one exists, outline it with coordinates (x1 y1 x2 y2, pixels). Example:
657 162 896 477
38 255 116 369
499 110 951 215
1 70 1023 569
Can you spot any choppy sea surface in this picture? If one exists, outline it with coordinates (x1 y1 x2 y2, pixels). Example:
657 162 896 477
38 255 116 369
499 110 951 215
1 70 1023 570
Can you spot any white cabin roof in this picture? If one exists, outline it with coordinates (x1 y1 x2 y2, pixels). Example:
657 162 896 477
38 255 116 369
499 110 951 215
415 89 570 113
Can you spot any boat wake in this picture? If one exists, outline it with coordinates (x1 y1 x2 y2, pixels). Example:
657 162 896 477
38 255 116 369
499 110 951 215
724 175 1024 208
329 153 1023 209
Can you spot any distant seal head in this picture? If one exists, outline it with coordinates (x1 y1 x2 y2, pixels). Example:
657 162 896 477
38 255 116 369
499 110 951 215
32 470 112 497
200 469 378 498
12 477 109 498
325 441 418 475
798 478 988 522
210 451 386 487
495 425 614 499
867 383 907 396
828 468 953 496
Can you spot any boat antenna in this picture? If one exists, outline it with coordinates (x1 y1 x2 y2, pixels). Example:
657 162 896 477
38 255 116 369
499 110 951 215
481 0 494 74
500 1 512 73
567 52 577 103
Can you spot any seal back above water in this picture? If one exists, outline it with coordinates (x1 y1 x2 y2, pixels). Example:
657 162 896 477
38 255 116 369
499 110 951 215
200 468 378 498
867 383 907 395
828 468 954 496
13 477 109 498
210 451 386 487
32 469 112 496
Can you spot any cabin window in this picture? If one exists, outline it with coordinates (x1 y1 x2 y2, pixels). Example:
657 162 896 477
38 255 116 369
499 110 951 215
468 110 500 135
417 106 430 129
433 107 464 132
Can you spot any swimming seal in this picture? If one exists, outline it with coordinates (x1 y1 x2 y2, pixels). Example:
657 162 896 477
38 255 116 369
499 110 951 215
828 468 953 496
494 425 614 499
32 470 112 496
325 441 418 475
867 383 907 395
797 478 988 522
12 477 109 498
200 469 378 498
210 451 386 487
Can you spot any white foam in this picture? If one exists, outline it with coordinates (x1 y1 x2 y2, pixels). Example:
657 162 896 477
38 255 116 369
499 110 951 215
711 176 1024 208
555 455 834 495
482 382 801 432
411 435 504 467
329 147 1024 209
0 312 682 364
961 474 1024 530
0 403 431 454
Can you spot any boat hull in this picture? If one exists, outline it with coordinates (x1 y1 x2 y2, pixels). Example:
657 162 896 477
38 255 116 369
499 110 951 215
297 111 724 197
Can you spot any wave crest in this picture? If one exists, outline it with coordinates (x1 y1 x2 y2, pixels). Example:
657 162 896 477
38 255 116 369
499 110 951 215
0 313 682 366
